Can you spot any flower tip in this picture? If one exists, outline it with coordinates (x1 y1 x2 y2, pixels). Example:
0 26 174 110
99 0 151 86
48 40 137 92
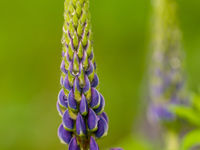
90 136 99 150
76 113 87 136
68 137 80 150
80 94 88 115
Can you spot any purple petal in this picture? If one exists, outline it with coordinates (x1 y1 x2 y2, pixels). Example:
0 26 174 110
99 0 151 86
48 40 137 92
68 137 80 150
90 88 100 109
58 89 68 108
88 51 94 60
58 124 72 144
110 148 123 150
62 109 74 131
90 137 99 150
149 104 175 121
69 61 73 75
95 116 108 138
94 62 96 70
60 60 68 74
76 113 87 136
94 94 105 114
80 94 88 116
64 74 72 91
100 112 109 123
91 74 99 88
86 61 94 76
82 75 90 93
68 90 77 111
60 76 64 86
65 51 71 61
57 101 64 117
73 77 81 92
62 51 65 57
87 108 98 131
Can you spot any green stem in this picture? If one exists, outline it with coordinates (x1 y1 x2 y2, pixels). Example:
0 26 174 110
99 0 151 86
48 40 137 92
165 130 179 150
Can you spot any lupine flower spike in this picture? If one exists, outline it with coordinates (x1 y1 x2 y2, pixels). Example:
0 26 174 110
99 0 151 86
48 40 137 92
148 0 187 124
148 0 187 149
57 0 108 149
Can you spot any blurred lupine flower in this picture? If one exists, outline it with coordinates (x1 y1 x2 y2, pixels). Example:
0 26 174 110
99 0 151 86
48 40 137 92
57 0 108 149
148 0 187 123
110 148 123 150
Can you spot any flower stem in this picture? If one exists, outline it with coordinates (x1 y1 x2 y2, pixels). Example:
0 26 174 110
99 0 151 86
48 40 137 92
165 130 179 150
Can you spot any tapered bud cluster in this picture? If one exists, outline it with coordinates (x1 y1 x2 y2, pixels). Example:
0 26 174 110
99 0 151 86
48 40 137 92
148 0 187 122
57 0 108 149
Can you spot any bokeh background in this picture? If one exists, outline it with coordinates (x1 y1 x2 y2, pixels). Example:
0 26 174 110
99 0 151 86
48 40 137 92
0 0 200 149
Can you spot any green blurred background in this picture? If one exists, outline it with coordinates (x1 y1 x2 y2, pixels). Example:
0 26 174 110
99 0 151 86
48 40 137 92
0 0 200 149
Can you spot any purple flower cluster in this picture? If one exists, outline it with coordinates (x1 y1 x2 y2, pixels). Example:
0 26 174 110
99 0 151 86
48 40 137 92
56 0 108 149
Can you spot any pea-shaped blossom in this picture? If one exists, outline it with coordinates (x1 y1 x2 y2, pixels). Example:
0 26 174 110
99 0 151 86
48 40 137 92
57 0 108 149
148 0 187 123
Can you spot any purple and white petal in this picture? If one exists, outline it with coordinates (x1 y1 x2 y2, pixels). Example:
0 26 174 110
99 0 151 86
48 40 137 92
86 60 94 76
68 90 77 111
90 88 100 109
91 74 99 88
82 75 90 93
87 108 98 131
63 109 74 131
80 94 88 116
94 94 105 114
58 124 72 144
60 76 64 86
57 101 64 117
58 89 68 108
100 112 109 123
68 137 80 150
64 74 72 91
60 60 68 74
88 51 94 60
73 77 81 92
89 136 99 150
76 113 87 136
95 116 108 138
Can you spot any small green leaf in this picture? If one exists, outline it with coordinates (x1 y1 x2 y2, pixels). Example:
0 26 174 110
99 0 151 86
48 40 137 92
192 94 200 112
170 105 200 126
181 129 200 150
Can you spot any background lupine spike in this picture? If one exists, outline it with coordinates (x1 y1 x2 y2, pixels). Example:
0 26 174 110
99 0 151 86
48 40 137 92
57 0 108 149
147 0 188 149
148 0 187 123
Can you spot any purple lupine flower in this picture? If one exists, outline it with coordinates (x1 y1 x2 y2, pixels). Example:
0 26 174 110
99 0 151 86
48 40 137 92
110 148 123 150
57 0 108 149
148 0 187 122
